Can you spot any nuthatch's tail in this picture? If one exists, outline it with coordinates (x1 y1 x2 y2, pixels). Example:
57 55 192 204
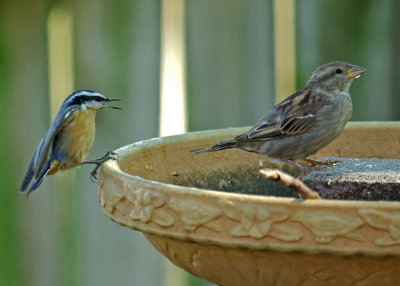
21 159 35 193
191 139 237 154
20 152 50 198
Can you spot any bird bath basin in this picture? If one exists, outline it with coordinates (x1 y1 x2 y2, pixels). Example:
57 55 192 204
98 122 400 286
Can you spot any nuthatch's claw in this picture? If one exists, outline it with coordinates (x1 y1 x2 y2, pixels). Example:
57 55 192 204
90 171 98 183
83 151 119 183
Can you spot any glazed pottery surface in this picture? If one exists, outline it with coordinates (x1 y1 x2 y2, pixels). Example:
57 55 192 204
98 122 400 286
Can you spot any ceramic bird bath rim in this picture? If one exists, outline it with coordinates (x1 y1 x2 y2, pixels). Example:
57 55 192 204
97 121 400 286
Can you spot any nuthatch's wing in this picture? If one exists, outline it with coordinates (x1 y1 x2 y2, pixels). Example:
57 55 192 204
20 106 77 195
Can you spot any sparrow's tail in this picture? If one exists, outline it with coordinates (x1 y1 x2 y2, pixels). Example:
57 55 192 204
191 139 237 154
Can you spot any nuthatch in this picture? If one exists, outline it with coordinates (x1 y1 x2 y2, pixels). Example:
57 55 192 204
21 90 121 197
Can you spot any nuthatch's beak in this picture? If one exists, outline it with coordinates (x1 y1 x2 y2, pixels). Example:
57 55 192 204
346 65 366 79
105 98 122 109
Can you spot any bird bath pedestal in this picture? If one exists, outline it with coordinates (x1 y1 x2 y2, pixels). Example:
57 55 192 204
98 122 400 286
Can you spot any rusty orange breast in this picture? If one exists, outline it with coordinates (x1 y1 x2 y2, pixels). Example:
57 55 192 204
55 108 97 170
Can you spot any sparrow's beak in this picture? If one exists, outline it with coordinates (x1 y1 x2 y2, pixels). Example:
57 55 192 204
346 65 366 79
105 98 122 109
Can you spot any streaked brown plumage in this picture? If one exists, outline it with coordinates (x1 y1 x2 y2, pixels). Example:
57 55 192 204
191 61 365 169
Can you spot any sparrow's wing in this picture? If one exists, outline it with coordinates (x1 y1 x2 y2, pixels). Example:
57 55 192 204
246 89 326 140
21 106 77 192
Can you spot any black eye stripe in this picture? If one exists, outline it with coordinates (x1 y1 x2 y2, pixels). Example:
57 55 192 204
92 96 105 102
81 95 105 102
66 94 106 106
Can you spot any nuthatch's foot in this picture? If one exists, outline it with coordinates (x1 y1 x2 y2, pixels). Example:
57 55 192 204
82 151 119 183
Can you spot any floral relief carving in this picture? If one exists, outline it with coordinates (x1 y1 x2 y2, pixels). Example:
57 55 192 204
168 198 222 232
292 211 364 243
99 178 125 213
123 182 174 228
218 200 302 241
359 209 400 246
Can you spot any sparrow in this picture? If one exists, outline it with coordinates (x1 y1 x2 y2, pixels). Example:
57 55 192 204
191 61 365 172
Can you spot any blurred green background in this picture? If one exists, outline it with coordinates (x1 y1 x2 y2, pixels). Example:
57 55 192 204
1 0 399 285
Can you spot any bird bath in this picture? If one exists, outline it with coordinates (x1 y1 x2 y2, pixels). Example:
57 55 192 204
98 122 400 286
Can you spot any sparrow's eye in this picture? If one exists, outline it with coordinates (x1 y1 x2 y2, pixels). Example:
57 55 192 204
335 69 342 74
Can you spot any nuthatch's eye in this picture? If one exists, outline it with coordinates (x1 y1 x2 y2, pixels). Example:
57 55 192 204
93 96 106 102
335 69 342 74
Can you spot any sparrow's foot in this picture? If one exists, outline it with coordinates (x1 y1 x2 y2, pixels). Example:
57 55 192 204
286 158 339 179
286 160 313 179
82 151 119 182
303 158 341 167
